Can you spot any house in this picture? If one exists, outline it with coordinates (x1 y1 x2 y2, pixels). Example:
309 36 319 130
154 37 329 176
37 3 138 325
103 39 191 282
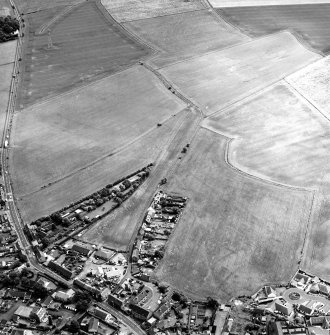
52 289 74 302
310 316 330 329
108 294 125 309
31 307 46 323
130 304 151 321
94 250 112 261
153 301 171 320
88 317 99 334
71 244 92 257
319 283 330 296
41 296 53 307
298 303 314 315
48 260 73 280
212 310 229 335
37 278 56 291
274 301 293 316
13 306 33 321
264 286 276 298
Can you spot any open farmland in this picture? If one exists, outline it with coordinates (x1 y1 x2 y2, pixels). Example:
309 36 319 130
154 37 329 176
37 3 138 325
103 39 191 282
101 0 205 22
82 110 201 251
218 4 330 54
203 82 330 188
124 9 248 68
11 65 186 198
155 128 313 301
17 0 150 108
287 56 330 118
159 32 320 115
0 40 16 65
12 0 83 13
0 0 11 15
209 0 330 6
16 110 190 223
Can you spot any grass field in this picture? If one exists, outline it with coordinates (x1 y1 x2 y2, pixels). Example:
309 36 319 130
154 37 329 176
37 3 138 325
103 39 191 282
159 32 320 115
17 1 150 108
210 0 330 6
124 9 248 68
155 128 313 300
287 57 330 119
0 0 11 15
13 0 83 13
11 65 185 198
203 82 330 188
16 111 188 224
81 110 200 251
101 0 205 22
218 4 330 54
0 40 16 65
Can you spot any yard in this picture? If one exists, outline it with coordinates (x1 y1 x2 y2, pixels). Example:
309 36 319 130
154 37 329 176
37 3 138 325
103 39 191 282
17 1 150 107
124 9 248 68
218 3 330 54
155 128 313 301
159 32 320 115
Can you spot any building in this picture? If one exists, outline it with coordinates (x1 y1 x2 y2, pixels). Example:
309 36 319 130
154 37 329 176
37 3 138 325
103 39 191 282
72 244 92 257
130 304 151 321
212 310 229 335
274 301 293 316
94 250 112 261
13 306 33 321
52 289 74 302
108 294 125 309
48 260 73 280
153 301 171 320
264 286 276 298
74 279 100 296
41 296 53 307
31 307 46 323
88 317 99 334
310 316 330 329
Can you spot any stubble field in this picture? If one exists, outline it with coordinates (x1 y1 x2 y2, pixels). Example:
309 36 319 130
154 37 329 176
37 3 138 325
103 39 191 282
203 82 330 188
155 128 313 300
218 4 330 54
12 0 84 13
124 9 248 68
16 111 189 223
101 0 205 22
17 1 150 108
209 0 330 6
159 32 320 115
11 65 185 198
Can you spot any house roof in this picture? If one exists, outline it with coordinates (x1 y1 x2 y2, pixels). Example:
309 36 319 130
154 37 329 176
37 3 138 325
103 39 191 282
88 317 99 333
131 304 151 318
94 307 108 320
14 306 33 319
72 244 91 256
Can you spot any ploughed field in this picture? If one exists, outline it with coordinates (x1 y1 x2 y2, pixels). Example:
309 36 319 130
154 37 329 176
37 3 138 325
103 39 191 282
218 4 330 54
124 9 248 68
101 0 206 22
209 0 330 6
17 0 150 108
159 32 320 115
11 65 185 199
203 82 330 189
155 128 313 300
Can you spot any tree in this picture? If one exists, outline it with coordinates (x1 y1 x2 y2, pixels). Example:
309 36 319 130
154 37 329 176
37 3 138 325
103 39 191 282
68 320 80 333
50 213 63 225
33 282 48 299
206 297 219 309
76 299 89 312
62 217 71 227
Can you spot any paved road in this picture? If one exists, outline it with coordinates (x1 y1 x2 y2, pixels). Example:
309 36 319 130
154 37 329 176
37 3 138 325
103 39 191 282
98 302 145 335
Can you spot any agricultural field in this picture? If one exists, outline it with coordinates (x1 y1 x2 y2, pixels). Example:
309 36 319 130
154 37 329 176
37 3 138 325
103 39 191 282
159 32 320 115
209 0 330 6
124 9 248 68
155 128 313 301
101 0 206 22
11 65 186 198
302 183 330 281
81 110 200 251
0 40 16 65
0 0 11 16
203 82 330 188
287 56 330 118
16 111 188 224
17 1 150 108
12 0 83 13
218 4 330 54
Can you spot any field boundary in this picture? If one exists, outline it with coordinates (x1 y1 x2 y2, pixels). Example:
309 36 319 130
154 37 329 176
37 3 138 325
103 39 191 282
202 126 315 193
36 1 85 34
16 109 185 199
